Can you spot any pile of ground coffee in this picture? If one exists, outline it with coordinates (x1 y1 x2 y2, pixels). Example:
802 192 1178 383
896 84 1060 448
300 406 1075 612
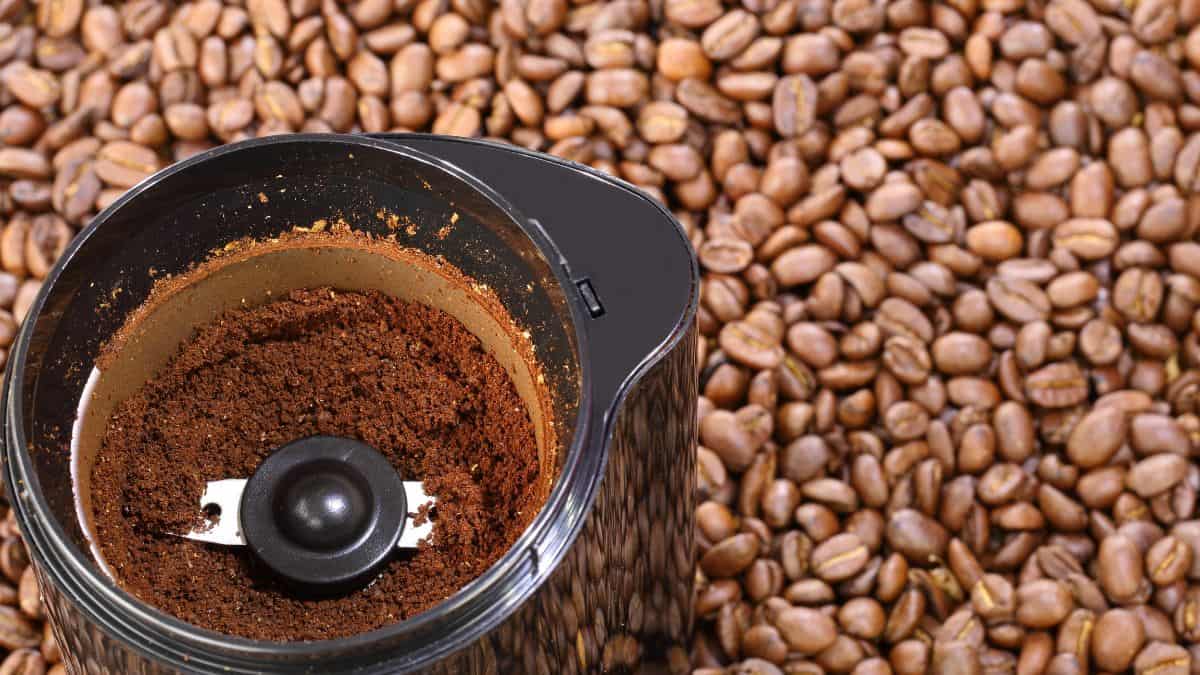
90 287 540 641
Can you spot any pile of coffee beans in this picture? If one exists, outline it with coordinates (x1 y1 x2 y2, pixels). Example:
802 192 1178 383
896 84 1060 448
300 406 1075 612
3 0 1200 670
0 508 63 675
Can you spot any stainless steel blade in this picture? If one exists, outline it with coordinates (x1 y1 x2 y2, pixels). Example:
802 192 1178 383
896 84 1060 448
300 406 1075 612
186 478 248 546
181 479 435 549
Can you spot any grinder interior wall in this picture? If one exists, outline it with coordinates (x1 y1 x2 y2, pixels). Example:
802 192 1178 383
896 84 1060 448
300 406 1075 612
73 238 559 563
16 136 581 569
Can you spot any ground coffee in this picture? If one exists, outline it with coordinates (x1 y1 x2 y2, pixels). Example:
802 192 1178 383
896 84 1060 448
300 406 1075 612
90 286 540 641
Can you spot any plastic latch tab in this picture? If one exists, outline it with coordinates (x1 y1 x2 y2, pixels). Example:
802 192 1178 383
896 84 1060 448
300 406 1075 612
575 278 605 318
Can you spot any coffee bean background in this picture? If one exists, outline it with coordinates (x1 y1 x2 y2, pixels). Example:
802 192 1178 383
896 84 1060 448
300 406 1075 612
3 0 1200 671
0 508 62 675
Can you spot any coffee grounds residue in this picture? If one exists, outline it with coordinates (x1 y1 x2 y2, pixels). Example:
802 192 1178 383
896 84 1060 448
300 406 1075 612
90 287 540 641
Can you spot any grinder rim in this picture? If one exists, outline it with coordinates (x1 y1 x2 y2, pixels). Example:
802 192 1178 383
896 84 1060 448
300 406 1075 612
3 135 604 665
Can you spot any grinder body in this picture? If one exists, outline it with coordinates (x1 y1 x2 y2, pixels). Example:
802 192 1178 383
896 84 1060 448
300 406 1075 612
3 135 698 673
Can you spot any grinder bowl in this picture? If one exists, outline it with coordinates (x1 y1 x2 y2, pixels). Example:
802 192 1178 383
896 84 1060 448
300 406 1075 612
4 135 598 671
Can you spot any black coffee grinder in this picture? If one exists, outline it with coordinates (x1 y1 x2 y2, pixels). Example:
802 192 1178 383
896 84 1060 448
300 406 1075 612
1 134 698 674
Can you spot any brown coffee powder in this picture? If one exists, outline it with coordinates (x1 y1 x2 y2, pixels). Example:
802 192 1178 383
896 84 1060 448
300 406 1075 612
90 286 540 641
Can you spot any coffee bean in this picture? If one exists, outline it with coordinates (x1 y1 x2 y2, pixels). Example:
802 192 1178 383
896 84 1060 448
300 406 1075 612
886 509 948 562
774 607 837 655
701 533 760 578
1091 608 1145 672
1065 406 1127 468
770 244 834 287
698 238 753 274
965 221 1023 261
1015 579 1072 629
986 278 1050 323
1146 536 1192 586
1128 454 1188 497
1098 534 1145 603
14 571 37 623
1133 642 1191 675
930 332 990 376
0 608 37 651
1 64 60 109
772 74 817 137
1113 268 1164 323
93 141 159 187
0 150 50 181
48 159 98 225
1053 218 1119 260
810 533 869 582
1078 319 1122 366
865 182 923 223
0 647 45 675
701 408 760 472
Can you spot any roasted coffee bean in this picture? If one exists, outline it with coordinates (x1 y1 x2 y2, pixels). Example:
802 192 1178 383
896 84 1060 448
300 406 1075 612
1015 579 1072 629
1128 454 1189 497
0 608 38 651
0 647 46 675
14 571 37 623
1133 642 1191 675
701 533 760 578
1025 362 1088 408
1066 406 1126 468
1098 534 1145 603
0 0 1195 668
1092 608 1145 672
774 606 836 655
1146 536 1192 586
886 509 948 561
810 533 869 582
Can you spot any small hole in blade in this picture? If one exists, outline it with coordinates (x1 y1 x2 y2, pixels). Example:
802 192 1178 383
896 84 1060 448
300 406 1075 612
203 503 222 523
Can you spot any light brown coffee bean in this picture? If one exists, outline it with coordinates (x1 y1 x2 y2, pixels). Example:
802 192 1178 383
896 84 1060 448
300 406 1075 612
1079 319 1122 366
700 533 760 578
1016 579 1072 629
0 607 38 651
1053 218 1118 261
1130 414 1189 456
0 150 51 181
1024 362 1087 408
2 63 60 109
700 10 758 61
987 278 1050 323
1065 407 1127 469
1128 454 1188 498
770 244 835 287
811 533 869 582
1092 608 1145 672
0 646 45 675
931 332 990 375
93 141 160 188
1097 534 1145 603
1133 642 1191 675
865 182 922 222
1113 268 1164 323
886 509 948 562
965 221 1022 261
1146 536 1192 586
774 606 837 655
772 74 817 137
15 568 38 621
